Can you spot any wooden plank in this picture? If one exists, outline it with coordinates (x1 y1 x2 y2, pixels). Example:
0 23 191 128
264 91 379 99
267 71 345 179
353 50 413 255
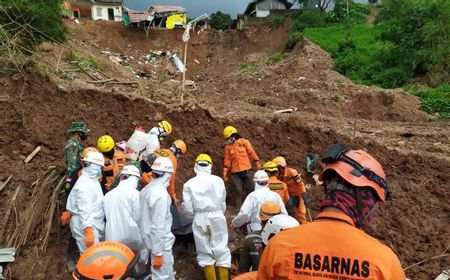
0 175 12 192
24 146 41 163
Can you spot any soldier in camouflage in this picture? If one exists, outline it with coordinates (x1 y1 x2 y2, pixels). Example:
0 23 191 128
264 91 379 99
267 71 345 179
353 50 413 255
62 121 89 273
64 121 90 194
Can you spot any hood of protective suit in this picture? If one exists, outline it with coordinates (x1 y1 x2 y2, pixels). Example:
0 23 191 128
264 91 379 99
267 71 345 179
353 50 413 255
254 182 267 191
82 163 102 178
119 175 140 190
194 163 212 175
148 172 172 190
148 127 162 136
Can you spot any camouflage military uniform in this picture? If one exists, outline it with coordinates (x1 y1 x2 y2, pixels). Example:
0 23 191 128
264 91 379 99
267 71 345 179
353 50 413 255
238 230 264 273
64 138 83 176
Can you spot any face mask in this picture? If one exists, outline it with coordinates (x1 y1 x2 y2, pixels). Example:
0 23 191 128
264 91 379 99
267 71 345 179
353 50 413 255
95 169 102 178
80 133 88 141
226 137 235 144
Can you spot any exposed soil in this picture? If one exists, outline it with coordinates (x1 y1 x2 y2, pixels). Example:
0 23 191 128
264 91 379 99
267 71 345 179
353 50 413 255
0 19 449 280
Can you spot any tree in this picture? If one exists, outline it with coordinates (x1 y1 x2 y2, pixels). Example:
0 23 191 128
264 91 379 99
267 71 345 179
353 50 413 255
209 11 233 30
297 0 334 11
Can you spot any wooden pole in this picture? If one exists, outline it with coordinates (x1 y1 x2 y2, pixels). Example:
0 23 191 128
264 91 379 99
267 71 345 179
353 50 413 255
181 41 188 106
24 146 41 163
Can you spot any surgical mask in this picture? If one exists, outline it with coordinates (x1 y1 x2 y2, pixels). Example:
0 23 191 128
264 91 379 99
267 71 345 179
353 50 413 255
95 169 102 178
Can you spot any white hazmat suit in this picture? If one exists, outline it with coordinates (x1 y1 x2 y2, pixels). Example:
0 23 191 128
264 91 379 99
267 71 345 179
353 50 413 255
66 164 105 253
142 127 162 158
183 164 231 268
139 172 175 279
232 181 287 231
104 175 147 263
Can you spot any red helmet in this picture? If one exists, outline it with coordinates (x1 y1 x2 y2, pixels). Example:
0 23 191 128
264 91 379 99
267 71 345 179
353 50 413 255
319 144 391 202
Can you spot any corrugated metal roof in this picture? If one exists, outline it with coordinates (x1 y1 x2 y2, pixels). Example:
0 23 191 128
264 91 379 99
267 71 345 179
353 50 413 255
92 0 123 4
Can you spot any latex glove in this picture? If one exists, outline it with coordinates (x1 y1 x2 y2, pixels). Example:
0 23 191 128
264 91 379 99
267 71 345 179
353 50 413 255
301 192 312 209
255 161 262 170
153 255 163 270
223 168 229 182
84 227 94 248
60 211 72 225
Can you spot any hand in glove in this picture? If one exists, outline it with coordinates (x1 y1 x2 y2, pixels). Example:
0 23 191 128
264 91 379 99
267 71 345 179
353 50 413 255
255 161 262 170
60 211 72 225
287 197 296 208
153 255 163 270
223 168 229 182
84 227 94 248
301 192 312 209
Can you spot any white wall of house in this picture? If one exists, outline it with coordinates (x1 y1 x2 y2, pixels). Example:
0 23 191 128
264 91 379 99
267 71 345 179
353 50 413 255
91 4 122 21
255 0 287 17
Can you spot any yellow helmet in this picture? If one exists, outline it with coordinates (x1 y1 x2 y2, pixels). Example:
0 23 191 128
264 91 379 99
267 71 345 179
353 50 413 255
196 153 212 165
158 120 172 134
263 161 278 172
97 135 115 153
272 156 287 168
223 126 237 138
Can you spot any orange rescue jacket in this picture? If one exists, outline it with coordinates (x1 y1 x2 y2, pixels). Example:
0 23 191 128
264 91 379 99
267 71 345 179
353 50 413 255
224 138 259 173
280 167 306 196
234 271 257 280
268 176 289 204
102 149 126 191
154 148 178 203
257 211 406 280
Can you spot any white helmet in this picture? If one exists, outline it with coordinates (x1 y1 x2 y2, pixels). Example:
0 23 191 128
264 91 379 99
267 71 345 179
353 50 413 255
253 170 269 182
121 165 141 178
151 157 174 173
82 151 105 167
261 214 300 245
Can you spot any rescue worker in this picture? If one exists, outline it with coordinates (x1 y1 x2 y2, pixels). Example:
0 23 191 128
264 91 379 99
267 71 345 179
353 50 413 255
223 126 261 207
72 241 141 280
183 154 231 280
97 135 126 193
263 161 289 205
61 145 96 272
231 170 287 232
66 151 105 253
142 120 173 157
139 157 176 279
273 156 311 224
257 143 405 280
103 165 147 266
238 201 282 273
234 214 299 280
64 121 90 193
154 139 187 205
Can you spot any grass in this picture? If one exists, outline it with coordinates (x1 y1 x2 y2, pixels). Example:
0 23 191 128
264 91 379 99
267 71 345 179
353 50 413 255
272 15 285 28
408 84 450 118
267 52 284 65
239 61 258 74
65 51 100 70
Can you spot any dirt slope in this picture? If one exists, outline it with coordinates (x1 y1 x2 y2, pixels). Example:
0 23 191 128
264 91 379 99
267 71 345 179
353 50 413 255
0 19 449 279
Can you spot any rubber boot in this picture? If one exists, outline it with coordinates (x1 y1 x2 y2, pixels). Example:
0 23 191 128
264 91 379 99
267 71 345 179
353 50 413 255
218 267 229 280
204 265 217 280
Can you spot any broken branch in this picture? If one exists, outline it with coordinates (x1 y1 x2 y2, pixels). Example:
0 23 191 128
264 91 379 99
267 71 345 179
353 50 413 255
24 146 41 163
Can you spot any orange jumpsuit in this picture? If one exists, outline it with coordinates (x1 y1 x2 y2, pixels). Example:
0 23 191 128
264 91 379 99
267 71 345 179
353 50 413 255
102 149 126 191
279 167 308 224
154 148 178 203
257 211 406 280
224 138 259 173
268 176 289 204
234 271 257 280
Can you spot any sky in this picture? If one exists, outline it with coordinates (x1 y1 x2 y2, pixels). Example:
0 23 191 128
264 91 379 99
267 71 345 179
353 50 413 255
123 0 254 18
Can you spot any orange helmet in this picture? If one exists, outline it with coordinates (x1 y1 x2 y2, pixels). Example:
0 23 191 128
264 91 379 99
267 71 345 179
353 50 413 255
72 241 139 280
259 200 281 221
173 140 187 155
81 147 99 159
319 143 391 201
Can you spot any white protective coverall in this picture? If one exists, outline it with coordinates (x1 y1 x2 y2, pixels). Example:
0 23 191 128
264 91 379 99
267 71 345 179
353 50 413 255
183 164 231 268
103 175 148 262
231 182 287 231
139 172 175 279
66 164 105 253
142 127 161 158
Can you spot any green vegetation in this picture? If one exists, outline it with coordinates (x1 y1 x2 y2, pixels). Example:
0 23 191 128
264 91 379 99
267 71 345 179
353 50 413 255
326 0 371 24
272 15 285 28
408 85 450 118
0 0 66 54
239 61 258 74
267 53 284 65
209 11 233 30
65 52 100 70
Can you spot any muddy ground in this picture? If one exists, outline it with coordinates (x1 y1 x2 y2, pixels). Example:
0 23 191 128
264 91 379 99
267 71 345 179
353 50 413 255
0 19 449 279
